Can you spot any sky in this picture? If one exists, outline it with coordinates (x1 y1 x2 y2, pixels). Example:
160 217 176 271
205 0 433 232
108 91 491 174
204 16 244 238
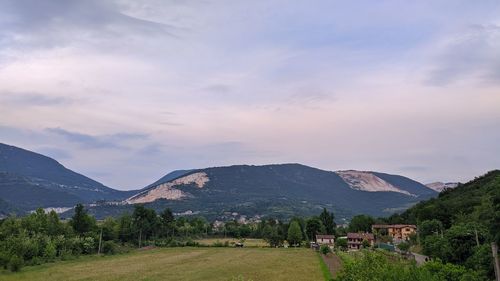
1 0 500 190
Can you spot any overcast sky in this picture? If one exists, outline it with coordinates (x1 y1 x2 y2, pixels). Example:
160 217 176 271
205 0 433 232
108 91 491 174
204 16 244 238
1 0 499 190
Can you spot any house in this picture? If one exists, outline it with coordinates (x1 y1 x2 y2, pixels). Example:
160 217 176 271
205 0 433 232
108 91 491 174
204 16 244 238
347 232 374 250
316 235 335 247
372 224 417 241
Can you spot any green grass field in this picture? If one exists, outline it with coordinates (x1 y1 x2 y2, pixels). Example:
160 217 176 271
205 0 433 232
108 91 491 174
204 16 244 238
0 247 324 281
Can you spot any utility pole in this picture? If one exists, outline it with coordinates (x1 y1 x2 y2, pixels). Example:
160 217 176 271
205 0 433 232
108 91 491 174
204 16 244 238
492 242 500 281
139 229 142 248
474 229 480 247
97 227 103 255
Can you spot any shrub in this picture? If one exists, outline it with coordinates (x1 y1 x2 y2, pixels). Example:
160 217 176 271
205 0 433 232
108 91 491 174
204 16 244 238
8 255 24 272
320 245 331 255
0 250 10 269
102 241 117 255
397 242 410 253
43 241 57 260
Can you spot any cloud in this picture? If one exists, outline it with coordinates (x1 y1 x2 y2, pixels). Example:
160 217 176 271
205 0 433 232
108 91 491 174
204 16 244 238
46 128 120 149
1 1 500 189
0 92 73 106
425 24 500 86
45 128 148 150
34 147 72 160
0 0 178 56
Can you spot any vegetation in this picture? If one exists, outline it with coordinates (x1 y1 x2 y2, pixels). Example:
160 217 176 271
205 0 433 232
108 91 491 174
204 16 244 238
287 221 302 246
318 253 334 281
335 250 488 281
384 170 500 279
0 204 338 272
320 245 331 255
0 247 323 281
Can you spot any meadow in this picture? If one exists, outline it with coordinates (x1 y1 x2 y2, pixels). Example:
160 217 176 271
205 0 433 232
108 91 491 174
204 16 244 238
0 247 324 281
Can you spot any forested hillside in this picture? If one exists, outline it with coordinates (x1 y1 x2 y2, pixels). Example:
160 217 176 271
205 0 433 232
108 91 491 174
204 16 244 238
0 143 136 213
385 170 500 279
390 170 500 242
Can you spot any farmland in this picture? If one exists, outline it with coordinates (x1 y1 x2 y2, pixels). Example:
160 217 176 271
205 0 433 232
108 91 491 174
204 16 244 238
0 247 324 281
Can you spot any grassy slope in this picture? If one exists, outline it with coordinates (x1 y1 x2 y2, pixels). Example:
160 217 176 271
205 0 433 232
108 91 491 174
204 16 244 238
1 248 323 281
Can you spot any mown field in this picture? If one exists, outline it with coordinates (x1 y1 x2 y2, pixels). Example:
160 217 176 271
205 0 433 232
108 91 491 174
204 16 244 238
0 247 324 281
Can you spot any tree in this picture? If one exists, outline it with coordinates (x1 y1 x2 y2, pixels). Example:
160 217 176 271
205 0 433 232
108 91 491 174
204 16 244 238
422 235 452 262
320 245 331 255
70 204 94 235
47 210 63 236
419 219 443 239
306 217 325 241
101 217 118 241
117 213 134 243
348 215 374 233
287 221 302 246
336 238 348 250
263 225 283 247
362 239 371 249
397 241 410 253
445 223 485 264
319 208 336 235
160 208 175 237
132 205 158 245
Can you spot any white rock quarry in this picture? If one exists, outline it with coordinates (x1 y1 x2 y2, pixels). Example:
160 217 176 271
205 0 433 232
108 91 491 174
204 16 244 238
336 170 414 196
425 182 459 192
125 172 209 204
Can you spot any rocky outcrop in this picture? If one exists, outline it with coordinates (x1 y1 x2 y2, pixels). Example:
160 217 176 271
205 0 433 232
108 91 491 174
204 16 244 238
125 172 209 204
336 170 414 196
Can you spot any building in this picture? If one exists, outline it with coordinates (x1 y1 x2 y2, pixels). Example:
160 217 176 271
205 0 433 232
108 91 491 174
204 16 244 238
372 224 417 241
316 235 335 246
347 232 374 250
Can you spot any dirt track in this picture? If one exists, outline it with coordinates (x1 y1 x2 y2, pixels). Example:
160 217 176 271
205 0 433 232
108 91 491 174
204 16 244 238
321 253 343 278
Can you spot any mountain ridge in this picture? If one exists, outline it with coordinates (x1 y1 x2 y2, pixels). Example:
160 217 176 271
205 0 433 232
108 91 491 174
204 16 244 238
0 143 135 214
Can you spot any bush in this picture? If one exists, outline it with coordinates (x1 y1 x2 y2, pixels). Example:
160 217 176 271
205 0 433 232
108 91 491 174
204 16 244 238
0 251 10 269
397 242 410 253
8 255 24 272
43 241 57 260
320 245 331 255
102 241 117 255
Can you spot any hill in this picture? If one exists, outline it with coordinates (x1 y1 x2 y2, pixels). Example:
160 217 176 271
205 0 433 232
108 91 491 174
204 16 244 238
0 143 135 214
86 164 439 220
389 170 500 240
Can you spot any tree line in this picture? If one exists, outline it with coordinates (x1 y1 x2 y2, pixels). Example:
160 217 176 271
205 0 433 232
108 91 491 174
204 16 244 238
0 204 337 272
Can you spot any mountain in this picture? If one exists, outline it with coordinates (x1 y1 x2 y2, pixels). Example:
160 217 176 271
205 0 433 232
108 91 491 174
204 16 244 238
104 164 438 220
425 182 459 192
0 143 135 213
0 143 441 220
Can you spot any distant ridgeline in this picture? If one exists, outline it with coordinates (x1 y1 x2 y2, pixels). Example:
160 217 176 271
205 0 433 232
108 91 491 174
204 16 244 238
0 143 136 217
0 142 443 220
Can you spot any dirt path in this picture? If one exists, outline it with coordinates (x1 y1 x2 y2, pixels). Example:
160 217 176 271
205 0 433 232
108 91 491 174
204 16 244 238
321 253 343 278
